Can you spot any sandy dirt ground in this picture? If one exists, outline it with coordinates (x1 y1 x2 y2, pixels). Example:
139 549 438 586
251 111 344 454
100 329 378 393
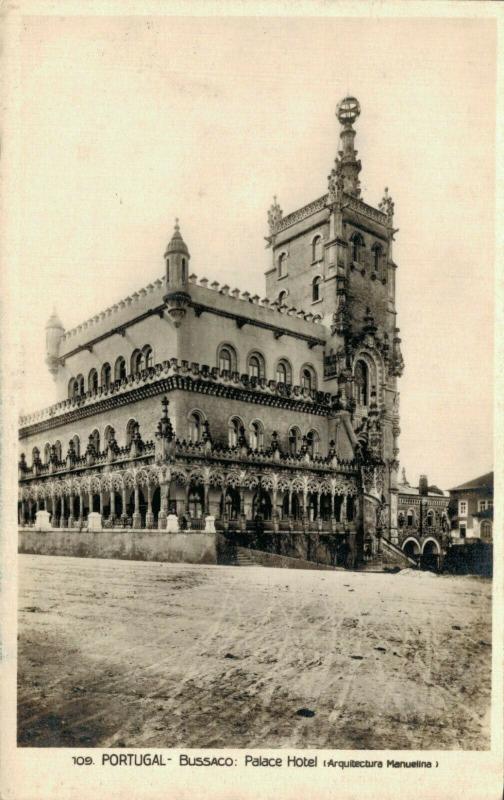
17 554 491 750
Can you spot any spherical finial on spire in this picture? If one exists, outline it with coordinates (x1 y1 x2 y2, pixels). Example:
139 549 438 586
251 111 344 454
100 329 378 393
174 217 180 231
336 96 361 126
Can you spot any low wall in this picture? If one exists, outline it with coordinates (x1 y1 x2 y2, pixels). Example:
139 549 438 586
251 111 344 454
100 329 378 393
18 528 217 565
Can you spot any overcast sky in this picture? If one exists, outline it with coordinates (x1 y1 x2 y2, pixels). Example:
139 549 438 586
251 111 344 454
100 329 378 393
9 14 496 490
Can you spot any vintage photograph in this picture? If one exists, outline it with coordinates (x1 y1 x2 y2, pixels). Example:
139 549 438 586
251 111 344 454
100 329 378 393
12 14 495 754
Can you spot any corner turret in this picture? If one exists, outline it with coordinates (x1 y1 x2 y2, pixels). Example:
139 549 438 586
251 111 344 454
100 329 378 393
45 308 64 378
163 219 191 327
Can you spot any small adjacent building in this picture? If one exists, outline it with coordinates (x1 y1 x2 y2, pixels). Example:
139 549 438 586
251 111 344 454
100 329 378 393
448 472 494 543
397 470 450 570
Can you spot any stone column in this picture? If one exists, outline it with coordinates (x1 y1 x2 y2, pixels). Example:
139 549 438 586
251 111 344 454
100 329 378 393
99 490 104 521
132 485 142 529
145 484 154 528
68 492 75 528
19 500 25 526
121 486 127 524
330 492 336 532
184 484 190 515
239 487 246 532
203 481 210 515
60 496 67 528
109 489 116 525
78 489 84 526
341 495 347 523
50 491 57 527
158 481 169 529
316 493 322 520
272 486 278 532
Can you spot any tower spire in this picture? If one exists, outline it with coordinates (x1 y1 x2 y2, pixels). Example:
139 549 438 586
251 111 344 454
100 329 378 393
329 96 362 198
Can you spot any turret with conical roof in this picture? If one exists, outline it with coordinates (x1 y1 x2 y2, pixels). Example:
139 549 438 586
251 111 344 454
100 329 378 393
164 218 190 290
45 308 65 378
163 218 191 327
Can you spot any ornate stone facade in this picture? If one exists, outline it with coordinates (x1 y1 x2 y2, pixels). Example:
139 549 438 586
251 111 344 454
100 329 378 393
18 97 405 569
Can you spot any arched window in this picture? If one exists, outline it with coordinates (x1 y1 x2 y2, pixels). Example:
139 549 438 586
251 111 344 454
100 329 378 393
32 447 39 466
88 369 98 393
228 417 242 448
101 363 111 389
166 258 170 282
278 252 287 278
126 419 137 447
351 232 364 263
276 359 292 385
248 351 265 379
312 235 323 262
142 345 153 368
407 508 414 527
278 290 288 305
372 243 382 273
114 356 126 382
90 429 100 453
182 258 187 282
300 365 317 391
217 344 237 374
76 374 84 396
130 349 143 374
312 276 322 302
426 510 434 528
398 511 405 529
354 360 369 406
72 434 80 458
104 426 114 448
249 420 264 450
189 411 204 443
289 426 302 455
44 443 51 463
306 430 320 458
68 378 76 399
54 440 62 461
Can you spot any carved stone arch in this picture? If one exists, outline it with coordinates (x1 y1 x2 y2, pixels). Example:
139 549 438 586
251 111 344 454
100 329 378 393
90 475 101 493
352 347 385 405
110 473 124 492
136 469 150 487
243 473 260 490
172 468 188 487
291 477 305 493
21 486 30 501
277 476 291 493
225 471 242 489
122 471 135 489
260 474 275 491
101 475 112 492
80 475 91 492
209 471 224 488
307 478 320 494
54 481 64 497
319 480 332 495
146 469 160 487
189 470 204 486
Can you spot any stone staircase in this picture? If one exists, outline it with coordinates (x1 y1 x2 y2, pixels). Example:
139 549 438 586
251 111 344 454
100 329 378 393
361 538 417 572
235 549 258 567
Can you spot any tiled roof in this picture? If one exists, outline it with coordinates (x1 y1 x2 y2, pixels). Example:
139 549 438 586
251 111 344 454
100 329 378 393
449 471 493 492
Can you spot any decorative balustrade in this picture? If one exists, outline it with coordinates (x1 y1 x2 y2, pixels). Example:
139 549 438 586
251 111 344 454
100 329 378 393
20 357 347 433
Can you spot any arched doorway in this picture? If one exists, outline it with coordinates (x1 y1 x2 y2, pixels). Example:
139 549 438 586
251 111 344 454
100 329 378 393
252 488 272 521
221 487 240 519
152 487 161 525
402 538 421 562
421 538 441 572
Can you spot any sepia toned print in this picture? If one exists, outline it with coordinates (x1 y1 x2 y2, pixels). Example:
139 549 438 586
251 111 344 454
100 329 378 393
3 8 501 800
